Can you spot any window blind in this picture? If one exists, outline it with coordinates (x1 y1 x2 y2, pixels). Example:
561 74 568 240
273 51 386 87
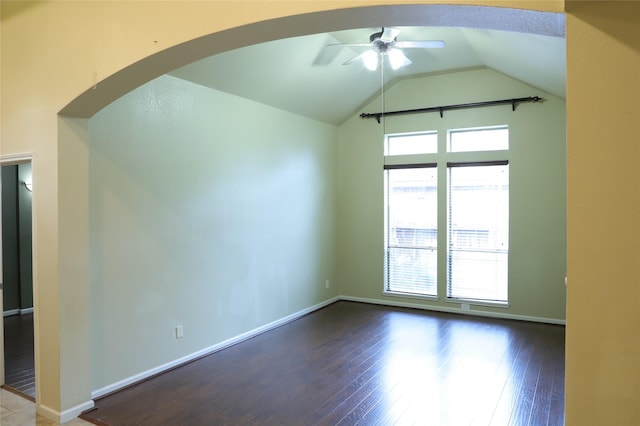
384 166 438 296
447 163 509 302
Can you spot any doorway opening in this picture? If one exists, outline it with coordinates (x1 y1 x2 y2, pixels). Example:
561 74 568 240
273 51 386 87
0 157 35 401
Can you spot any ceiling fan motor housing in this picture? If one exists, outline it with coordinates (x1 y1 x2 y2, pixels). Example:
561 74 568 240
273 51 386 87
370 30 394 53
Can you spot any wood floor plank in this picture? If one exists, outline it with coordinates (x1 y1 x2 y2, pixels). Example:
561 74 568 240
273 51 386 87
548 334 566 426
479 324 537 426
508 331 545 425
2 313 36 399
468 328 523 425
527 327 564 426
81 302 565 425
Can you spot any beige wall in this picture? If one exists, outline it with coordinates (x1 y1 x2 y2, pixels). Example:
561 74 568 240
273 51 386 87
2 0 639 424
565 1 640 424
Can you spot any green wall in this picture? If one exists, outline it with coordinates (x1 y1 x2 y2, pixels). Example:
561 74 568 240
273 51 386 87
88 66 566 395
338 67 566 322
1 163 33 313
2 166 20 311
88 75 339 391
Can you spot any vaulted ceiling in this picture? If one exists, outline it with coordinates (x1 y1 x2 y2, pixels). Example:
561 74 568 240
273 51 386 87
170 25 566 126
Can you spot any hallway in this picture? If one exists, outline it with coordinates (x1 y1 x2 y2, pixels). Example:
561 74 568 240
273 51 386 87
3 313 35 399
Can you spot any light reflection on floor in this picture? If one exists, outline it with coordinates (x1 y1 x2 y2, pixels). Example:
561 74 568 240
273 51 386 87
379 311 514 425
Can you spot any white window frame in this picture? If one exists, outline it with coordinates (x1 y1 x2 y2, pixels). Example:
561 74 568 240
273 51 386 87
383 125 510 306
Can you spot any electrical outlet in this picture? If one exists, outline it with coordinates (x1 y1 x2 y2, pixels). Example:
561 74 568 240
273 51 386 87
175 325 183 339
325 279 330 288
461 303 470 311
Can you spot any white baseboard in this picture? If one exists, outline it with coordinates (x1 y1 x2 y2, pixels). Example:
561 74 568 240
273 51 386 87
91 294 562 401
60 400 95 423
340 295 566 325
91 296 340 400
37 400 94 424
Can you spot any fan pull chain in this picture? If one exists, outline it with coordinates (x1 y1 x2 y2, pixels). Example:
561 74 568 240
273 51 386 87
380 53 386 139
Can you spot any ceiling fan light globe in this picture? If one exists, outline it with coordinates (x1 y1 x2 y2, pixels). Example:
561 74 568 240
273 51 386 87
362 50 379 71
388 49 411 70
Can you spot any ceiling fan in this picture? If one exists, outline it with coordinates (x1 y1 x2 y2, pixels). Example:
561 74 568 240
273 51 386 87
331 27 445 71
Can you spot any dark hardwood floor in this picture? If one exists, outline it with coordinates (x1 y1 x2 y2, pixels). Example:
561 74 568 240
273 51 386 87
81 302 565 426
2 312 36 400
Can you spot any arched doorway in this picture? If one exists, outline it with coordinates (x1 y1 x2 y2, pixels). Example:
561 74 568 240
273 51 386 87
52 4 565 422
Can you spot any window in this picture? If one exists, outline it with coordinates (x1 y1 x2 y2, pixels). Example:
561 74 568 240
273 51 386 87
385 131 437 156
448 126 509 152
383 126 509 304
384 165 438 296
447 163 509 302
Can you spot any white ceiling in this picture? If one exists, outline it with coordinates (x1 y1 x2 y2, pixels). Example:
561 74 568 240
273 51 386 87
170 26 566 126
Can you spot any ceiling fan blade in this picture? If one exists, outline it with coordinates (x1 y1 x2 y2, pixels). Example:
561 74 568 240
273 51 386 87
342 51 367 66
380 27 401 42
395 40 446 49
327 43 372 48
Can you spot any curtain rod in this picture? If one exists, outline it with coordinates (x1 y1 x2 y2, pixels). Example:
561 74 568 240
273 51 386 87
360 96 543 123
